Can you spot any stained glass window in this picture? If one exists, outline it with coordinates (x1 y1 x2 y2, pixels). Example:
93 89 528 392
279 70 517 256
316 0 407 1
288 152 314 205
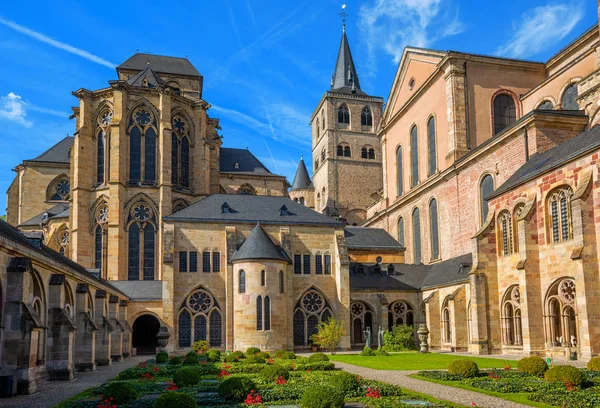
338 104 349 124
194 315 206 342
171 133 178 184
410 126 419 187
257 296 263 330
493 94 516 134
128 223 140 280
97 131 105 184
324 255 331 275
480 175 494 224
181 137 190 188
307 315 319 340
397 217 404 246
144 128 156 183
561 83 579 110
549 187 572 243
315 255 323 274
202 252 211 272
303 255 311 274
264 296 271 330
413 208 421 264
499 211 513 256
430 199 440 260
179 251 187 272
212 252 220 272
361 106 372 126
427 116 437 176
143 224 155 280
239 270 246 293
178 310 191 347
538 100 554 110
209 310 222 347
189 251 198 272
293 310 305 345
94 225 103 270
397 146 403 196
129 126 141 183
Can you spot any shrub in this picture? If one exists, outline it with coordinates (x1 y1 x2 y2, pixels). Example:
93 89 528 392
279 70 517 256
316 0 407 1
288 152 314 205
192 340 209 354
544 365 585 386
243 355 266 365
224 354 241 363
274 350 287 358
206 348 221 362
329 371 360 395
218 377 256 401
260 365 290 382
154 391 197 408
383 325 416 351
447 359 479 378
375 347 390 356
183 351 200 365
517 356 548 377
299 385 344 408
257 351 271 360
246 347 261 355
155 351 169 364
588 357 600 371
104 382 138 405
282 351 296 360
310 318 346 354
308 352 329 363
173 366 202 387
169 356 182 365
360 346 376 356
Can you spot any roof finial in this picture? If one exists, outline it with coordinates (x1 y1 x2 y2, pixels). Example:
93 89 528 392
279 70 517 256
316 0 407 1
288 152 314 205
300 154 303 160
339 4 347 32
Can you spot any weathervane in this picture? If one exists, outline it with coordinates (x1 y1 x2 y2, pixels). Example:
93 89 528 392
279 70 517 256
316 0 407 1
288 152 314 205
339 4 348 32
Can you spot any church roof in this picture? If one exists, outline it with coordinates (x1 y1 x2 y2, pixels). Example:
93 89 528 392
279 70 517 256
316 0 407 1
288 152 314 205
21 203 70 227
25 136 73 164
230 223 291 263
126 66 168 88
164 194 343 227
219 147 273 174
117 53 201 77
331 30 365 96
344 226 403 250
290 156 313 191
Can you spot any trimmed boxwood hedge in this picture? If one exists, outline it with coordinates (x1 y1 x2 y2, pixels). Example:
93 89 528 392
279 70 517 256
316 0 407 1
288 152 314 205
103 382 138 404
517 356 548 377
153 391 197 408
260 365 290 382
299 385 344 408
308 352 329 363
173 366 202 387
447 359 479 378
218 377 256 401
544 365 585 386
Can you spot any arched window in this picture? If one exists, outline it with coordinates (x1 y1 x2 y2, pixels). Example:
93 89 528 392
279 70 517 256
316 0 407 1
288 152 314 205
299 197 305 206
493 94 516 134
239 270 246 293
172 115 191 188
94 204 108 278
292 290 334 346
442 296 452 343
47 175 70 201
361 106 372 126
368 148 375 159
171 133 178 184
361 147 368 159
387 300 414 331
544 278 577 347
178 310 192 347
396 146 403 196
499 211 514 256
314 159 319 169
315 118 320 137
256 296 263 330
264 296 271 330
321 147 326 162
261 270 266 286
561 83 579 110
397 217 404 246
412 208 421 264
279 271 284 293
480 175 494 224
427 116 437 176
178 288 222 347
129 106 157 184
548 186 573 243
537 100 554 110
337 145 344 156
410 125 419 187
180 137 190 188
194 315 206 343
344 146 351 157
127 202 156 280
96 109 112 185
209 310 222 347
501 286 523 346
238 183 256 195
338 104 349 124
429 199 439 260
350 301 375 345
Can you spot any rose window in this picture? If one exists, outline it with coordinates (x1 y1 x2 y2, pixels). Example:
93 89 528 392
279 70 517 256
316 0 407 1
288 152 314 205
135 109 152 126
133 204 151 222
188 290 214 314
559 279 576 303
56 179 70 199
393 301 407 315
173 117 186 134
511 287 521 304
302 292 324 313
96 205 109 224
351 302 365 316
100 110 113 127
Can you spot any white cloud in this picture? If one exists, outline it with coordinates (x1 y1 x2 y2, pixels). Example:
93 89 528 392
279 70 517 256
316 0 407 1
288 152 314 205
0 92 32 127
358 0 464 74
496 3 584 59
0 17 116 69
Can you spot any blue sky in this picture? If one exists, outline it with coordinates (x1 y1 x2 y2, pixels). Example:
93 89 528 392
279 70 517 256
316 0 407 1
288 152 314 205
0 0 597 215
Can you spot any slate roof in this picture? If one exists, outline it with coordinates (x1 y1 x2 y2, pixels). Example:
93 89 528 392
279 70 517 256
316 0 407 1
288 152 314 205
290 157 313 191
349 253 472 291
331 30 365 95
489 123 600 199
220 148 273 174
26 136 73 164
109 281 162 301
164 194 344 227
126 66 167 88
117 53 201 77
0 219 127 297
230 223 291 263
344 226 403 250
21 203 70 227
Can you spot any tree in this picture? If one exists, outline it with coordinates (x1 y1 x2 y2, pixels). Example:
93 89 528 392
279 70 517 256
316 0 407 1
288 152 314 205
310 318 346 354
0 214 6 221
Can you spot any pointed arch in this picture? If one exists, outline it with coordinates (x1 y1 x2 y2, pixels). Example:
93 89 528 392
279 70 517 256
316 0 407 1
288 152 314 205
338 103 349 124
292 287 335 347
238 183 257 195
361 106 372 126
127 101 159 184
177 285 223 348
544 277 578 347
46 174 70 201
126 197 157 281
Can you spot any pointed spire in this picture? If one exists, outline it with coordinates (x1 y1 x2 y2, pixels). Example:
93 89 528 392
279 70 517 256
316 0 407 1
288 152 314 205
230 223 290 263
331 26 364 95
290 156 314 191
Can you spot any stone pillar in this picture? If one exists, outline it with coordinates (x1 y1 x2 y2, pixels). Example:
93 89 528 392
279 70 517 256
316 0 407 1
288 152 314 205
335 230 351 350
74 284 97 372
0 258 42 395
94 290 113 366
119 300 132 358
225 225 237 351
109 295 123 362
46 275 76 380
444 59 469 165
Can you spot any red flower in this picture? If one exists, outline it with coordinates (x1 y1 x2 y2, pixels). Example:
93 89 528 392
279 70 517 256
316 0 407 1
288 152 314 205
267 358 275 364
565 382 578 392
244 390 263 405
488 370 499 380
223 364 231 370
366 387 381 399
138 362 147 368
140 372 154 381
98 395 117 408
217 369 230 378
275 376 288 385
356 375 362 382
305 369 312 372
504 364 512 371
165 382 178 391
151 366 160 373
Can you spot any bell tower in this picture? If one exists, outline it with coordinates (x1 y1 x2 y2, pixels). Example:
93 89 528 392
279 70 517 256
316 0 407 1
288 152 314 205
310 10 384 225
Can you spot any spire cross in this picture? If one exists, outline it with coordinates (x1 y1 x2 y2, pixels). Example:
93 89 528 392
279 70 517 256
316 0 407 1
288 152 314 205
339 4 348 31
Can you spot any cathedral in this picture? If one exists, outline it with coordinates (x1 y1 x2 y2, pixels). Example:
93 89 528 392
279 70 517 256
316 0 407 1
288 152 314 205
3 2 600 397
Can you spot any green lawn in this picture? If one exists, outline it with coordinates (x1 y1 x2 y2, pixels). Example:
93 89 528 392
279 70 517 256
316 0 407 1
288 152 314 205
329 352 512 370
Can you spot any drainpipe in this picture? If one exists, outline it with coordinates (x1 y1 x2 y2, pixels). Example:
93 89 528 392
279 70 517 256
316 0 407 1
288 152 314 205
523 127 529 161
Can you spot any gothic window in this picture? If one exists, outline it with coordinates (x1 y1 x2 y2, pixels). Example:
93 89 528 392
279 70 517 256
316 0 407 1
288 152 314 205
47 176 70 201
368 148 375 159
337 145 344 156
499 211 514 256
209 311 222 347
178 310 192 347
321 148 326 162
388 300 414 330
351 301 375 345
279 271 284 293
299 197 305 205
94 204 108 277
180 137 190 188
129 106 157 184
127 202 156 280
412 208 422 264
442 296 452 343
548 186 573 243
397 146 403 196
397 217 404 247
264 296 271 330
179 251 188 272
561 83 579 110
315 254 323 274
212 252 220 272
338 104 349 124
538 100 554 110
501 285 523 346
493 94 516 135
261 270 266 286
410 125 419 187
292 290 334 346
545 278 578 347
314 159 319 169
171 133 178 185
189 251 198 272
239 270 246 293
238 184 256 195
194 315 206 343
344 146 351 157
202 252 210 272
429 199 440 260
427 116 437 176
361 106 372 126
294 254 302 274
324 254 331 274
178 288 222 348
172 115 191 189
303 254 311 274
480 174 494 224
96 109 112 185
257 296 263 330
361 147 368 159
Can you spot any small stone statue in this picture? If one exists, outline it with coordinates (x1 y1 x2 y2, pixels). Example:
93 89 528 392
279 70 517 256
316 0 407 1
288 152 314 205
571 336 577 347
364 327 372 348
378 326 385 348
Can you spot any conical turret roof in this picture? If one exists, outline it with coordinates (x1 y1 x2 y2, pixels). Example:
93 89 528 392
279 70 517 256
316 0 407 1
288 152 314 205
331 30 365 95
230 223 290 263
290 156 313 191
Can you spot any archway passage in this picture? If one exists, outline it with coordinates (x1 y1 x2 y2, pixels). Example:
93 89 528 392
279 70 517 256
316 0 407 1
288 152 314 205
132 315 160 355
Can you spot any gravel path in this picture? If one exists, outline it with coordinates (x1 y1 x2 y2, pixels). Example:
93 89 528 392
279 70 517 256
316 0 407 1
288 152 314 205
334 361 531 408
2 356 147 408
